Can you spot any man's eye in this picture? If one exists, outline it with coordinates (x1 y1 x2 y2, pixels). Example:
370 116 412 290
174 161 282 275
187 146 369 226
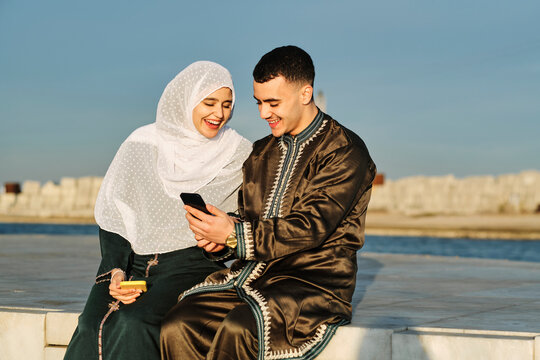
270 104 278 107
224 104 231 109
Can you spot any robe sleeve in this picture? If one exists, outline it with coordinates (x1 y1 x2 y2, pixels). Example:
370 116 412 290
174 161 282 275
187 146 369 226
234 143 375 261
95 228 134 283
201 246 236 262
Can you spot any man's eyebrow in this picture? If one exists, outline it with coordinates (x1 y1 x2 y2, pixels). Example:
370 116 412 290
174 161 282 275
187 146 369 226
253 96 280 102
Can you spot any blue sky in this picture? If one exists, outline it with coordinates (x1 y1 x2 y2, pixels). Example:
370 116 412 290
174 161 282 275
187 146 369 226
1 0 539 185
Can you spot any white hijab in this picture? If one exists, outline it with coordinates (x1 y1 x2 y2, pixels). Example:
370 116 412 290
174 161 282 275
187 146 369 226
94 61 252 254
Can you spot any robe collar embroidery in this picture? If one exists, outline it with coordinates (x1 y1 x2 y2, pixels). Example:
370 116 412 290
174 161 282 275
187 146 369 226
281 109 324 146
268 109 326 218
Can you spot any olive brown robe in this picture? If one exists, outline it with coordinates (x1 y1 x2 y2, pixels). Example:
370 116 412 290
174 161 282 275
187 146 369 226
179 111 376 359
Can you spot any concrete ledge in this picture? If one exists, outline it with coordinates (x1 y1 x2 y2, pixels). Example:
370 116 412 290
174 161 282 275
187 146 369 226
46 311 79 346
392 328 536 360
0 309 47 360
2 309 540 360
45 346 67 360
317 326 394 360
536 336 540 360
0 309 77 360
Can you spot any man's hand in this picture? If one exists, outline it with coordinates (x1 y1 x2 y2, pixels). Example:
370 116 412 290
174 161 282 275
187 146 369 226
109 270 141 305
185 204 235 248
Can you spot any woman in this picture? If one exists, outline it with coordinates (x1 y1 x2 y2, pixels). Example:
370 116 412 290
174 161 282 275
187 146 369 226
64 61 252 360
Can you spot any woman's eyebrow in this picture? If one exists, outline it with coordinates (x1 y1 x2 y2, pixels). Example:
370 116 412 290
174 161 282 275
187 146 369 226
204 97 232 102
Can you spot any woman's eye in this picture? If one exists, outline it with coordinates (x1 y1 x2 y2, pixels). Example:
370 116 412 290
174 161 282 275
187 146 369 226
203 102 214 107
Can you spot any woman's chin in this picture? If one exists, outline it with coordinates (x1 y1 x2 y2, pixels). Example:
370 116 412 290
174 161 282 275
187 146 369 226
202 123 227 138
200 128 219 139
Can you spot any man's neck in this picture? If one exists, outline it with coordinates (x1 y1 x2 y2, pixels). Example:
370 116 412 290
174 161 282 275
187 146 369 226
289 104 319 136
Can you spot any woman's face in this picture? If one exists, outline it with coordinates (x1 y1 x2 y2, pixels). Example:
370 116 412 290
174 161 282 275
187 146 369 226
192 87 233 138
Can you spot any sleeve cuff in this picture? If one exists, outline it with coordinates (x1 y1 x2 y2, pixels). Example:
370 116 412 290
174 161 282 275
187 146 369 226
235 221 254 260
202 246 235 262
95 269 114 284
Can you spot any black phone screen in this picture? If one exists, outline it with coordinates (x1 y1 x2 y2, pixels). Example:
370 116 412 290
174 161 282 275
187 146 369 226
180 192 212 215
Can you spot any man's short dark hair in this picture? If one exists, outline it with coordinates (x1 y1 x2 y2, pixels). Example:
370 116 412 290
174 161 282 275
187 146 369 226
253 45 315 86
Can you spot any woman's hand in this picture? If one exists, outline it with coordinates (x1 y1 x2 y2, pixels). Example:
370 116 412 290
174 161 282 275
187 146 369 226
108 269 141 305
195 237 226 252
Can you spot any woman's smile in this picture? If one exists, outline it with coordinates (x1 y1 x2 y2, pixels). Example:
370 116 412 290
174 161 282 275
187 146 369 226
204 118 223 129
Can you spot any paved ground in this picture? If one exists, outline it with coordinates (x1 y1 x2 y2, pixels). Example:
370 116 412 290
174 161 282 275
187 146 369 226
1 234 539 334
352 252 540 333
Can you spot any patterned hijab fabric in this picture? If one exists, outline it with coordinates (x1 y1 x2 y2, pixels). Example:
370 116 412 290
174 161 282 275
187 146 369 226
94 61 251 255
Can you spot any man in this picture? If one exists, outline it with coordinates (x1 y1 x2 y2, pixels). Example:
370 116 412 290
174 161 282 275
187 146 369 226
161 45 376 360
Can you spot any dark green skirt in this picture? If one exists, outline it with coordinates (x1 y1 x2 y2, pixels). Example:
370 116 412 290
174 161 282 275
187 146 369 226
64 231 224 360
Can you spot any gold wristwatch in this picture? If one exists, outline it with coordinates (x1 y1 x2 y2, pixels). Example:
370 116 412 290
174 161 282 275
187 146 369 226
225 228 237 249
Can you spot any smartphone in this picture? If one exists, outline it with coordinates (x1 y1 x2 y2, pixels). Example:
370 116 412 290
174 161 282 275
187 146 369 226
120 280 147 292
180 192 212 215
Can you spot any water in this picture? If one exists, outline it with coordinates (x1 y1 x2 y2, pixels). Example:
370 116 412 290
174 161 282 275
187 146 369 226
363 235 540 263
0 222 98 235
0 223 539 263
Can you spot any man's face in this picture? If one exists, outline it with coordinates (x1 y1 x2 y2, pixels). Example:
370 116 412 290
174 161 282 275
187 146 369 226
253 76 307 137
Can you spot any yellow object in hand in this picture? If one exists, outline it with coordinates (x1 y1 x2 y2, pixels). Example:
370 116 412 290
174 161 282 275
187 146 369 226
120 281 147 292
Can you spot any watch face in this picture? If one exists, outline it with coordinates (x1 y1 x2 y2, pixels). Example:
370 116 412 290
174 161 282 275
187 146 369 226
226 235 237 248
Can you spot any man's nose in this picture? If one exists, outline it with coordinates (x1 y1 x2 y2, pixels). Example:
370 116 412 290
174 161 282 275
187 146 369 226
259 103 271 119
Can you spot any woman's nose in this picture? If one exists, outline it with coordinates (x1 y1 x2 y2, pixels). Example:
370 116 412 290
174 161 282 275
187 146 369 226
214 106 224 119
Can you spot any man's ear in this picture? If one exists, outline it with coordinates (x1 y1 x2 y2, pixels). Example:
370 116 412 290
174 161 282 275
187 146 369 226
300 85 313 105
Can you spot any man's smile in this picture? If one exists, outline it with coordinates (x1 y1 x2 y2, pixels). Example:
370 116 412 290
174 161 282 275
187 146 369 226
268 119 281 128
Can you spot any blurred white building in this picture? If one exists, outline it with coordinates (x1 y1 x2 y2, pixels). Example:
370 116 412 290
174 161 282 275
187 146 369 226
315 90 326 113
